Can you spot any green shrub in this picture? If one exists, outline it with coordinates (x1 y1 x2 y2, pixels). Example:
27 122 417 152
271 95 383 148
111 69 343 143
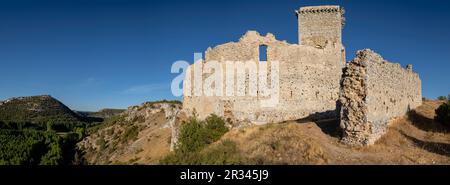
160 114 231 164
141 100 182 110
437 96 448 101
204 114 229 142
74 127 86 140
177 117 205 153
86 115 125 134
435 102 450 126
121 125 139 143
131 115 145 123
0 129 64 165
176 114 228 153
96 137 107 151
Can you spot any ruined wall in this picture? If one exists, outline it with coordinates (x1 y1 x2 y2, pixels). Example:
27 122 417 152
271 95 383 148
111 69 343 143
296 6 345 48
183 31 345 124
340 49 422 146
183 5 346 124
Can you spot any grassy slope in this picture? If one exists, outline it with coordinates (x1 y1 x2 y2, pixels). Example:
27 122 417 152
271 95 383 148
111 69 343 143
80 100 450 165
213 100 449 164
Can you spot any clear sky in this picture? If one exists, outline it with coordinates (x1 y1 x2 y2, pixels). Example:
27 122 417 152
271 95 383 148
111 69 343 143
0 0 449 111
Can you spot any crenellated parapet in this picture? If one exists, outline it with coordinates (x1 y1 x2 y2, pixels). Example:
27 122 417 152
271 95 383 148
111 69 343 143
296 5 344 15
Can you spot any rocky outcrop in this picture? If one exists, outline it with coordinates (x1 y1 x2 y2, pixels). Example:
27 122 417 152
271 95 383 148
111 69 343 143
77 101 186 164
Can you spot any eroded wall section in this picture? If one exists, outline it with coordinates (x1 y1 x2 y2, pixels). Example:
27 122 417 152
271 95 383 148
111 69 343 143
183 31 345 124
339 49 422 146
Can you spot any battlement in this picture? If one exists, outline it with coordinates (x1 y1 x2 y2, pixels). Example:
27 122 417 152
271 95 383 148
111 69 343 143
297 5 344 14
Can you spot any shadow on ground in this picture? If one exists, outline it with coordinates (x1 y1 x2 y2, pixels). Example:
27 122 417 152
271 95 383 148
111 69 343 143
407 110 449 133
399 130 450 157
295 115 341 139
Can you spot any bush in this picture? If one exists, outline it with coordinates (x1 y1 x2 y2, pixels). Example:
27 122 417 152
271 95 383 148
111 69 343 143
74 127 85 140
121 125 139 143
0 129 64 165
176 114 228 153
435 102 450 126
160 114 230 164
86 115 125 134
437 96 448 101
204 115 229 142
131 115 145 123
96 137 107 151
176 117 205 153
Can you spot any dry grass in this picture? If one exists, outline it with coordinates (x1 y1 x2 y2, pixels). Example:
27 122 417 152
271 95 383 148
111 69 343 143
83 100 450 165
217 100 450 164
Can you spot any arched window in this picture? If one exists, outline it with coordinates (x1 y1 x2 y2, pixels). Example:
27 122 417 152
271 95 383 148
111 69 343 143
259 45 267 62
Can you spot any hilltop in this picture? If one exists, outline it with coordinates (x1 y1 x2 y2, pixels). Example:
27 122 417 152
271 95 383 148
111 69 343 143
80 100 449 164
0 95 90 130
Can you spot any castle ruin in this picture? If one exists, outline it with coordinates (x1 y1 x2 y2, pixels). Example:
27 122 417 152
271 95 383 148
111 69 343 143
339 49 422 146
181 5 422 146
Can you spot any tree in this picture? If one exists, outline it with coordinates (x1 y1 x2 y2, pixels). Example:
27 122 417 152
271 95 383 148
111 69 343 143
74 127 85 140
175 114 228 153
437 96 448 101
435 102 450 126
46 121 53 131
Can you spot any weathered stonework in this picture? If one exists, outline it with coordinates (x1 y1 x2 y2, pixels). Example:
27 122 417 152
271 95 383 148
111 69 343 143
339 49 422 146
181 5 423 146
296 6 345 49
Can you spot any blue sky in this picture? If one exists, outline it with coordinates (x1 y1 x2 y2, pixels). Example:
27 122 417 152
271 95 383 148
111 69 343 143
0 0 449 111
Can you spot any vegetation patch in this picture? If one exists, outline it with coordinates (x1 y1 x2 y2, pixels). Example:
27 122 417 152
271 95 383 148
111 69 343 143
121 125 140 143
0 129 78 165
435 101 450 126
159 114 252 164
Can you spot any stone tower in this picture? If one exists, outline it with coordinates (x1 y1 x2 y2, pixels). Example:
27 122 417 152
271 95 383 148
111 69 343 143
296 5 345 48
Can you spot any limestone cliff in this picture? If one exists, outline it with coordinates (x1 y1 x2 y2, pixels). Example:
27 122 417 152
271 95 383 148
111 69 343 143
77 101 186 164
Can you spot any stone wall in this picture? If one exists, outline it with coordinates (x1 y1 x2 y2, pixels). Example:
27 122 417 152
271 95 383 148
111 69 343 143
182 5 347 124
183 30 345 124
181 5 424 147
339 49 422 146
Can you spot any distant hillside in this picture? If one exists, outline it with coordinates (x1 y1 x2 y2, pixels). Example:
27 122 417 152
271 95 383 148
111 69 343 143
0 95 91 164
0 95 87 131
